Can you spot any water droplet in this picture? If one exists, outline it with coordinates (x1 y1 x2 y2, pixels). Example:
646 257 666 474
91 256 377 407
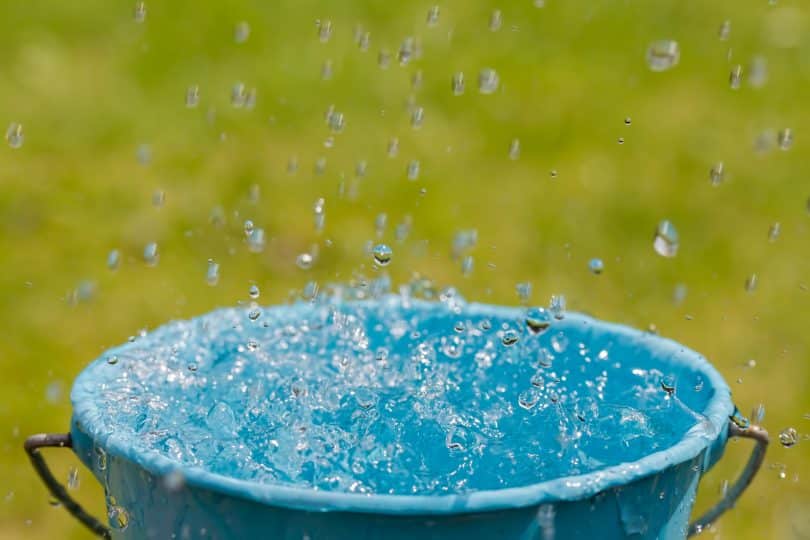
296 253 314 270
768 222 781 242
624 117 632 126
725 63 743 90
452 72 465 95
357 31 370 51
108 505 129 530
508 139 520 160
730 407 751 429
407 160 420 181
378 49 392 69
133 2 146 23
777 128 793 150
248 285 260 299
653 220 679 257
461 255 474 276
718 20 731 40
525 307 552 334
710 162 725 186
550 169 558 179
398 37 416 65
185 85 200 108
478 69 500 94
518 388 541 410
779 427 799 448
745 273 758 293
387 137 399 157
410 106 424 129
248 308 261 321
5 122 23 148
617 137 625 145
328 111 345 133
501 329 520 346
321 60 334 81
231 82 247 107
206 259 220 286
748 56 768 88
752 403 766 423
136 143 151 165
143 242 159 266
234 21 250 44
67 467 79 491
247 228 265 253
372 244 393 266
646 40 680 71
152 189 165 207
318 20 332 43
588 258 604 275
516 282 532 304
661 375 676 396
107 249 121 271
412 70 424 90
426 5 440 26
106 355 118 365
549 295 566 320
489 9 503 31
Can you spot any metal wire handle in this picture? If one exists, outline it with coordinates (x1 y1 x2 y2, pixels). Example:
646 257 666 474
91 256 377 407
687 422 769 537
24 433 112 539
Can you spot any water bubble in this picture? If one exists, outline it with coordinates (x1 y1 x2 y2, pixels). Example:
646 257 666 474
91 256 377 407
489 9 503 31
206 259 220 286
549 295 566 319
525 307 552 334
67 468 79 491
107 249 121 271
768 222 781 242
185 85 200 108
143 242 159 266
710 162 725 186
646 40 680 71
426 5 440 26
247 229 265 253
234 21 250 44
248 284 260 299
296 253 314 270
729 65 743 90
5 123 23 148
407 160 420 180
730 406 751 429
501 329 520 346
518 388 541 410
777 128 793 150
108 504 130 530
231 82 247 108
410 107 424 129
588 258 604 274
461 255 474 276
508 139 520 160
372 244 393 266
387 137 399 157
718 20 731 40
745 273 758 293
452 72 465 95
653 220 679 257
133 2 146 23
478 69 500 94
661 375 676 396
318 20 332 43
779 427 799 448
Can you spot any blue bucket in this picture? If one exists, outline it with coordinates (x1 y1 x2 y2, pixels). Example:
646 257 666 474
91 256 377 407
26 300 768 539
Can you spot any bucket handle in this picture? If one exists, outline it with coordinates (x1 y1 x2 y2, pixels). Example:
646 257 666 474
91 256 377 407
24 433 112 539
687 422 769 536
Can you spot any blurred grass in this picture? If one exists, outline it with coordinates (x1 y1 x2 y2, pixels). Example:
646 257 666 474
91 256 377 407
0 0 808 538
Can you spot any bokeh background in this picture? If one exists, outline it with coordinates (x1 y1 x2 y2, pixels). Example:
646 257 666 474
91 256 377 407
1 0 808 538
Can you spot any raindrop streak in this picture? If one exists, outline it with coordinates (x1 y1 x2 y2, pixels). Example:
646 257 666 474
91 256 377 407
646 40 680 71
779 427 798 448
729 65 743 90
372 244 393 266
107 249 121 271
777 128 793 151
710 162 725 186
653 220 679 258
452 72 465 95
768 222 781 242
185 85 200 108
133 2 146 23
461 255 474 276
5 123 23 148
718 20 731 40
489 10 503 31
67 468 80 491
549 295 566 320
745 274 758 293
206 260 220 286
143 242 159 266
411 107 424 129
588 258 604 275
478 69 500 94
426 6 440 26
231 82 247 107
318 20 332 43
234 21 250 44
508 139 520 160
407 160 420 180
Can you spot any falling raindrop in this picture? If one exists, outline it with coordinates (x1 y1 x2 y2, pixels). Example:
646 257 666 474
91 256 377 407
328 112 344 133
374 213 387 238
321 60 333 81
729 65 743 90
489 9 503 31
617 137 625 145
646 40 680 71
378 49 392 69
387 137 399 157
107 249 121 271
296 253 314 270
768 222 781 242
67 468 80 491
411 106 424 129
549 295 566 319
452 72 465 95
426 5 440 26
752 403 766 423
206 259 220 286
461 255 474 276
372 244 393 266
748 56 768 88
133 2 146 23
234 21 250 44
710 162 725 186
779 427 798 448
143 242 159 266
508 139 520 160
478 69 500 94
248 285 260 300
5 123 23 148
247 229 265 253
777 128 793 151
516 282 532 304
318 20 332 43
398 37 415 65
411 70 424 90
718 20 731 40
745 273 758 293
137 144 152 165
358 31 370 51
231 82 247 108
653 220 679 258
588 258 604 274
407 160 420 180
550 169 558 179
185 85 200 108
624 117 632 126
152 189 165 207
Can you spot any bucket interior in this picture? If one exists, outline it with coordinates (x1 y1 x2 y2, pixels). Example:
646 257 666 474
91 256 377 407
72 296 732 505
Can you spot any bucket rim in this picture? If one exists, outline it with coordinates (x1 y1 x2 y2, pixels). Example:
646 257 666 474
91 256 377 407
71 299 733 515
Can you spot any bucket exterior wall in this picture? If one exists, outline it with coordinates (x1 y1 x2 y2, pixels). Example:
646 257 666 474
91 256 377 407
72 418 728 540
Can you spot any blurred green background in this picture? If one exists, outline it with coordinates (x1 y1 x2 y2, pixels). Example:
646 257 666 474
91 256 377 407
1 0 808 538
